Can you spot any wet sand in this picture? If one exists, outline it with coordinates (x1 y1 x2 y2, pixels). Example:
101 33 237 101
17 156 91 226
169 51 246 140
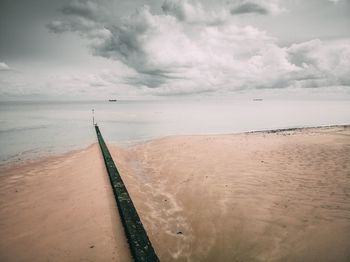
1 126 350 261
0 145 132 262
114 126 350 261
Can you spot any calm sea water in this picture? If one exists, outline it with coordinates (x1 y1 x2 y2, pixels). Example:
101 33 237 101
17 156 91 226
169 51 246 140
0 99 349 164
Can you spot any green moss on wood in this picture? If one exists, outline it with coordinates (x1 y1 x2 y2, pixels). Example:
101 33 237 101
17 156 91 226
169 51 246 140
95 125 159 262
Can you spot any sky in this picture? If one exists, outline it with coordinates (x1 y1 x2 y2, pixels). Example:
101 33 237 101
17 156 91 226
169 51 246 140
0 0 349 100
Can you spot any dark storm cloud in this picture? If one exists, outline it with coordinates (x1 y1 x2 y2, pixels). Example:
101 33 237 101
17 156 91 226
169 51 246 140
230 0 283 16
161 0 225 24
162 0 187 20
61 0 101 20
45 3 172 87
230 2 268 15
46 20 71 34
46 0 107 35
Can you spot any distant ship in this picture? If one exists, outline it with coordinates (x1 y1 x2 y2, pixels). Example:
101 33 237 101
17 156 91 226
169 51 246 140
108 99 117 102
253 98 263 101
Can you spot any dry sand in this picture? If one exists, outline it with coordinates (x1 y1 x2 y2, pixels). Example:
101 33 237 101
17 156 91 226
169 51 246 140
1 126 350 261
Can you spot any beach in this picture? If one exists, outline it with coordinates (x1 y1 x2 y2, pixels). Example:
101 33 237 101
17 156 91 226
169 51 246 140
0 145 132 262
1 126 350 261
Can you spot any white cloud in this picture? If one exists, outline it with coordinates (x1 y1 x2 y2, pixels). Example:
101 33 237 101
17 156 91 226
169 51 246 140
0 62 11 71
287 39 350 88
0 62 19 74
45 0 350 96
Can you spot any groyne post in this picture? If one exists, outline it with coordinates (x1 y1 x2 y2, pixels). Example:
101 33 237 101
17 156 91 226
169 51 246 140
95 125 159 262
92 109 95 125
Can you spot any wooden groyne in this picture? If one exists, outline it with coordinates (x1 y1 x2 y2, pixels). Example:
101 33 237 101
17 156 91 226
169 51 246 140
95 125 159 262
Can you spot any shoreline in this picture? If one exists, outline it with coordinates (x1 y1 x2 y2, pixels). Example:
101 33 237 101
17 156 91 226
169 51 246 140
1 124 349 169
1 125 350 261
0 143 96 172
111 124 350 149
0 143 96 170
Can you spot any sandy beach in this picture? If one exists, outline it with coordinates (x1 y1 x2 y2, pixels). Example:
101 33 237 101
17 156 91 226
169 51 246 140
1 126 350 261
0 145 132 262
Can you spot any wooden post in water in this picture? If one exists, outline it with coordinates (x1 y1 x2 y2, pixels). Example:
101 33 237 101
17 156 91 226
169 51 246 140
95 125 159 262
92 109 95 126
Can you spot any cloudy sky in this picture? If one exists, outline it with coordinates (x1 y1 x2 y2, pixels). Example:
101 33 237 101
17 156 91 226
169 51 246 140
0 0 349 100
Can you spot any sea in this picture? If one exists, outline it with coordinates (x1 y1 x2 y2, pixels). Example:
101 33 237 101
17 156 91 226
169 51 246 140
1 99 349 165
